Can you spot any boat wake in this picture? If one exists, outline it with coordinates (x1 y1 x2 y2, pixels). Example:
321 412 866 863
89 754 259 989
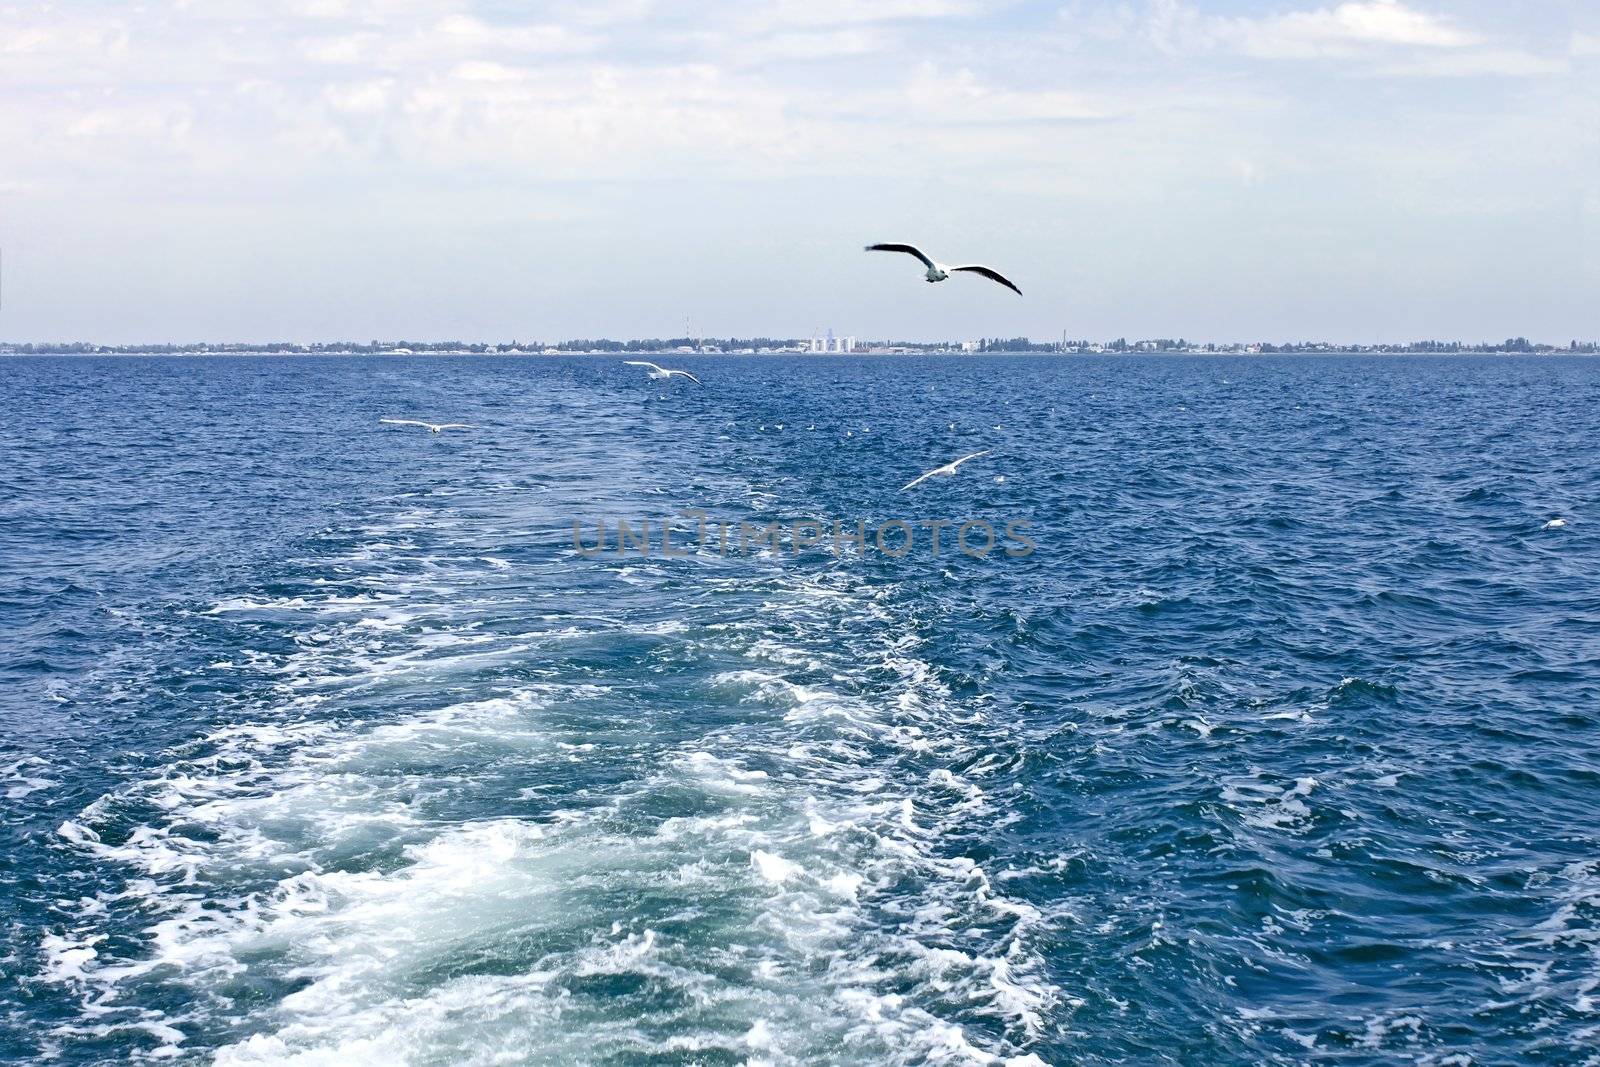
43 503 1062 1064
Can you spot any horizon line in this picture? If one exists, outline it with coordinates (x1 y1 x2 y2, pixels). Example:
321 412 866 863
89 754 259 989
4 335 1598 355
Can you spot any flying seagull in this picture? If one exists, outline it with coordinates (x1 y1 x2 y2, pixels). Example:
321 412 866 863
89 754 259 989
379 418 475 433
865 244 1021 296
901 450 992 491
623 360 701 384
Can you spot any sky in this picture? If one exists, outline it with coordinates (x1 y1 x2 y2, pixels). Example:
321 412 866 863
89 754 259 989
1 0 1597 344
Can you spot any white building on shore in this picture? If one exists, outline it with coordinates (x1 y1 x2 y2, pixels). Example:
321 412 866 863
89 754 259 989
812 328 855 353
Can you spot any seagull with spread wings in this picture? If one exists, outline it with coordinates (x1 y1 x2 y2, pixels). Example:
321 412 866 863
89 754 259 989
865 244 1022 296
379 419 476 433
623 360 701 384
901 450 992 491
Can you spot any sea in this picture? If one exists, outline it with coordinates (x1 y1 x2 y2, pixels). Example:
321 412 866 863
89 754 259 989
1 353 1597 1065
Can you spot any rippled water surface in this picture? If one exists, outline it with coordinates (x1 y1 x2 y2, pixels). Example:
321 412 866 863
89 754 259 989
2 353 1599 1065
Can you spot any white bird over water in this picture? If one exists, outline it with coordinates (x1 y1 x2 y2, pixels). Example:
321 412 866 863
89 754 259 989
865 243 1022 296
379 418 475 433
1543 518 1567 530
901 450 991 491
623 360 701 384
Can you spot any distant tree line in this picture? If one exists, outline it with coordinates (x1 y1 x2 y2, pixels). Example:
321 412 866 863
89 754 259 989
978 337 1059 352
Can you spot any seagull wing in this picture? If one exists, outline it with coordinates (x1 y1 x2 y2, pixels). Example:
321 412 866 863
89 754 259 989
901 450 990 490
901 467 943 491
948 449 991 470
435 423 476 430
380 419 431 428
865 243 936 270
950 265 1022 296
668 369 702 384
623 360 664 372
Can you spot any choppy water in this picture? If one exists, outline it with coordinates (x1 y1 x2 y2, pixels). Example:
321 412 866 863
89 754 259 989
2 353 1598 1065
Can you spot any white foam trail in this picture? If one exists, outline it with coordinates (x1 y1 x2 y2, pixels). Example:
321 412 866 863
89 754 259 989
45 525 1062 1064
3 755 56 799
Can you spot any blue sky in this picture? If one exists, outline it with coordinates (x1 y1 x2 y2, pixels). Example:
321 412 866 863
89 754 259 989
1 0 1596 343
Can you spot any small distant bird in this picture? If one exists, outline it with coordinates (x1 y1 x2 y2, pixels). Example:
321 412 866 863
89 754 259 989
379 418 475 433
864 243 1022 296
1543 518 1567 530
623 360 701 384
901 450 991 491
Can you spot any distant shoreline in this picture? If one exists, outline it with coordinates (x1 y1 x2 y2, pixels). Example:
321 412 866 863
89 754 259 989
3 346 1597 358
5 333 1600 358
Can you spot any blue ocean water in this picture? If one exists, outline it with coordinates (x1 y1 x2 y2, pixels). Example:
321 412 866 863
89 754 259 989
1 353 1598 1065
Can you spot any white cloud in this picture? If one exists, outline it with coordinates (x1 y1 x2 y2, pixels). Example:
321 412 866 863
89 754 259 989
734 26 891 62
1142 0 1478 57
430 14 599 54
323 78 395 113
0 0 1125 190
899 65 1112 125
712 0 987 65
299 33 378 63
0 10 129 65
297 13 600 68
1373 48 1568 78
0 0 1572 191
1135 0 1563 79
337 61 820 175
751 0 985 29
448 61 528 83
1230 0 1478 58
